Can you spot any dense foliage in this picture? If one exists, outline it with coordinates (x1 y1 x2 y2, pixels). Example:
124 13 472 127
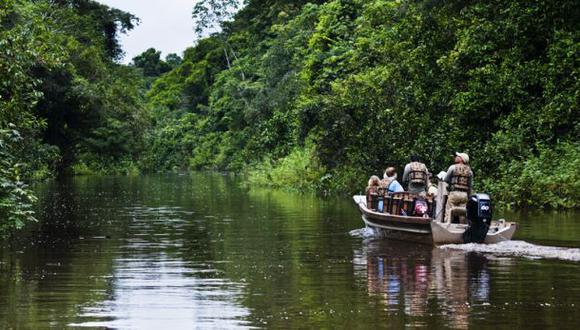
145 0 579 208
0 0 148 234
0 126 37 232
2 0 578 236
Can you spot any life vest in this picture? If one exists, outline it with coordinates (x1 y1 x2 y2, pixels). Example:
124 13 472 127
380 177 395 191
450 164 472 192
409 162 427 185
366 186 380 210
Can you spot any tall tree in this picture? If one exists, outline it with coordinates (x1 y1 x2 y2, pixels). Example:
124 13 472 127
132 48 172 77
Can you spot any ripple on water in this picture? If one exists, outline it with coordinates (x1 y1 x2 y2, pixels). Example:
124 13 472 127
440 240 580 262
349 227 385 239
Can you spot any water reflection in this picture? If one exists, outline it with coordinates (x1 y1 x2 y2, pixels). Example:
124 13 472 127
71 205 252 329
355 241 492 329
72 257 250 329
2 174 579 329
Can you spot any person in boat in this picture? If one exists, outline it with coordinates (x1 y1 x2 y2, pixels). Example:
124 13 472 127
365 175 381 194
380 167 404 193
443 152 473 223
426 172 438 198
414 191 430 217
365 175 382 211
402 155 430 194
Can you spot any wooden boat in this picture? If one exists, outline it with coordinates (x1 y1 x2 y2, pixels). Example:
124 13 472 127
353 182 517 245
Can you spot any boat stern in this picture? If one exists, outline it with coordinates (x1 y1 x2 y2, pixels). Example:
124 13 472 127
431 220 518 245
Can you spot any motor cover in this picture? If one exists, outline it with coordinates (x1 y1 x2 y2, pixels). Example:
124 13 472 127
463 194 492 243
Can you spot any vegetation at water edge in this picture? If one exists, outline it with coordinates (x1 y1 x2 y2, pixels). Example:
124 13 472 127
1 0 578 234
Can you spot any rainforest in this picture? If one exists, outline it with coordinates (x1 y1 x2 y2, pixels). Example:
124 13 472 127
1 0 578 235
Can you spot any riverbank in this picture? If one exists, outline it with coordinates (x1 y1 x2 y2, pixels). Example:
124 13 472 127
244 143 580 209
64 140 580 210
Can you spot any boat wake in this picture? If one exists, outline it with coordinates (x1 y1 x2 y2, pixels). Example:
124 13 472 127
440 240 580 262
349 227 385 239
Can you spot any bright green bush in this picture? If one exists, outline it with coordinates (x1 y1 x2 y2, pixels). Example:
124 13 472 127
247 144 326 192
483 142 580 209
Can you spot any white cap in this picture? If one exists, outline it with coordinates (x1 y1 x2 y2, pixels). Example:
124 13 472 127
455 152 469 164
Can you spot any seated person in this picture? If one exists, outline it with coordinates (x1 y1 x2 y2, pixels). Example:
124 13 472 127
365 175 382 210
402 155 430 194
365 175 381 194
380 167 404 193
414 192 429 217
426 173 438 198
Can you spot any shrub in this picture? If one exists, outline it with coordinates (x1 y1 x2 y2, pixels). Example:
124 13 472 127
483 142 580 208
0 127 37 235
247 144 327 192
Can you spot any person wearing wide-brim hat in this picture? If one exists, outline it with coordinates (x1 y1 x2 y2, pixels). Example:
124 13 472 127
443 152 473 223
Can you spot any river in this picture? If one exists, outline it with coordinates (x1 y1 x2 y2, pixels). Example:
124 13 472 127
1 173 579 329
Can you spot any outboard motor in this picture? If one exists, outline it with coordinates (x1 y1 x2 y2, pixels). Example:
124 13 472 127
463 193 492 243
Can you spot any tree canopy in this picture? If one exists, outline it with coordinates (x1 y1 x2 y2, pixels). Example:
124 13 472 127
0 0 147 234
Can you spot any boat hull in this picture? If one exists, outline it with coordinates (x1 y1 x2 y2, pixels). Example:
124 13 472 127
430 220 517 245
361 215 434 245
353 195 517 245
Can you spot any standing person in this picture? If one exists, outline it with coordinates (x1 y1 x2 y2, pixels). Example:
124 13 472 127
403 155 429 194
444 152 473 222
381 167 404 193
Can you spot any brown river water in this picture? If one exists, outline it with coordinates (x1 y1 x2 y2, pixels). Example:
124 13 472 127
1 173 579 329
